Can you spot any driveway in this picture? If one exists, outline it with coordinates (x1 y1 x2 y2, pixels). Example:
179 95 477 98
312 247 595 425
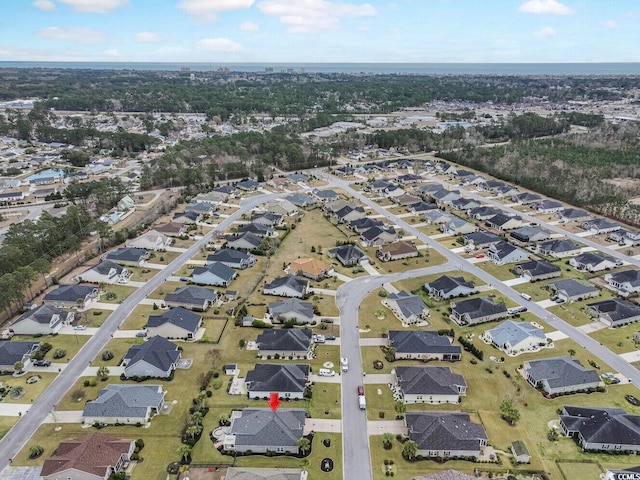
304 418 342 434
363 374 395 385
359 338 386 346
366 420 405 435
43 410 83 423
0 404 31 416
81 366 125 376
309 374 341 384
0 466 42 480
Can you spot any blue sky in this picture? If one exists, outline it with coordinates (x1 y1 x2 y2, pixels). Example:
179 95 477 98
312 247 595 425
1 0 638 63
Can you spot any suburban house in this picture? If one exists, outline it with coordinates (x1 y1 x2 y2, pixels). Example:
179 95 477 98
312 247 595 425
440 217 478 235
384 290 429 326
263 275 309 298
547 278 600 303
0 341 39 371
560 406 640 453
223 408 307 454
522 356 602 396
311 188 339 203
147 307 203 341
424 275 477 300
192 262 238 287
405 412 488 460
245 364 310 399
185 202 215 215
10 304 74 336
194 190 228 204
424 210 452 225
395 366 467 404
172 210 201 224
394 193 422 207
40 433 135 480
285 193 316 208
328 244 367 266
510 226 551 243
581 218 621 234
126 229 172 250
82 384 165 426
75 260 129 284
609 229 640 247
558 208 591 223
154 222 187 237
469 206 502 221
251 212 284 227
207 249 256 269
388 331 461 361
360 226 397 247
409 201 437 215
450 297 508 326
488 241 529 265
486 213 523 231
287 257 333 281
267 199 299 217
267 177 289 190
164 286 218 311
482 321 547 356
586 298 640 327
512 192 542 204
450 197 481 211
43 284 98 309
267 298 314 325
256 329 312 359
335 205 366 225
348 217 384 234
513 259 562 281
288 172 309 184
376 240 419 262
237 223 274 238
462 231 502 249
237 179 260 191
226 232 263 251
103 247 150 267
122 336 181 379
535 239 582 258
536 199 565 214
604 269 640 296
431 189 461 206
570 252 618 272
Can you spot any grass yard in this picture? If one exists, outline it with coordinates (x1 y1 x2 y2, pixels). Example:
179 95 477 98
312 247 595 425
148 250 182 265
76 308 112 328
0 416 17 441
98 337 144 366
148 281 186 300
547 303 596 328
121 304 157 330
358 290 397 338
417 225 445 236
365 383 395 421
366 250 447 276
2 372 58 404
306 382 341 419
475 261 516 281
100 284 138 304
11 334 90 361
589 323 640 354
128 265 160 283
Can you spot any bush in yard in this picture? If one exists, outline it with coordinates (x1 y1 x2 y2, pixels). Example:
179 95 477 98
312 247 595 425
101 350 114 361
29 445 44 459
53 349 66 359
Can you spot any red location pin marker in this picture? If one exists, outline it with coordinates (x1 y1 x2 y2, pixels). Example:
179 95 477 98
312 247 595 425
268 392 281 412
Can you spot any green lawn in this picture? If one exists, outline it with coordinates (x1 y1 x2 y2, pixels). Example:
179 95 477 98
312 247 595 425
2 372 58 405
306 382 341 419
148 250 182 265
100 284 138 304
0 416 17 441
589 323 640 354
475 261 516 281
98 337 144 366
78 308 112 328
128 265 160 282
121 304 157 330
365 383 396 421
12 334 89 361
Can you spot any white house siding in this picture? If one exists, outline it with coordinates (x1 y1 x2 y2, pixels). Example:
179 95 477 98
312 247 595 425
580 441 640 453
83 413 148 426
601 315 640 328
416 448 481 459
10 318 63 336
248 390 304 400
545 380 601 395
234 444 298 454
147 323 195 340
395 352 448 361
124 361 171 378
264 286 305 298
43 468 104 480
404 393 460 404
271 312 312 324
259 349 308 359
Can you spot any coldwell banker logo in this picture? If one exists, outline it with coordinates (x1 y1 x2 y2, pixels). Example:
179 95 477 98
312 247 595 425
616 474 640 480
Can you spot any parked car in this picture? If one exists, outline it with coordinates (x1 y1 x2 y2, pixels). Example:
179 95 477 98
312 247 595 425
73 325 87 331
135 331 147 338
179 277 189 282
325 335 336 341
357 385 365 396
475 253 485 258
33 359 51 367
626 395 640 406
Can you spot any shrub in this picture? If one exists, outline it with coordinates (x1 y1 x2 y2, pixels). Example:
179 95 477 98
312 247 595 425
29 445 44 459
101 350 114 361
53 349 67 359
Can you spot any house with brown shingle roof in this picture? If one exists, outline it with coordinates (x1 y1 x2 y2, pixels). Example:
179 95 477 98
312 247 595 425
287 257 333 281
154 221 187 237
376 241 419 262
41 433 135 480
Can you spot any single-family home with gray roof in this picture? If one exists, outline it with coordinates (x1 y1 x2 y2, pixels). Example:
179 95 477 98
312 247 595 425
268 298 314 325
311 189 339 202
536 199 564 214
388 331 461 361
523 356 602 396
348 217 384 233
488 241 529 265
256 329 312 359
335 205 367 224
376 240 418 261
405 412 488 459
486 214 523 231
587 298 640 327
103 247 150 267
43 284 98 309
0 341 40 370
185 202 215 215
250 212 284 227
154 221 187 237
450 197 481 211
512 192 542 204
194 190 228 204
548 278 600 303
287 172 308 183
237 179 260 191
83 384 165 426
450 297 508 326
360 225 397 247
226 232 263 251
266 199 299 217
495 184 519 197
10 304 73 336
604 269 640 296
513 259 562 281
285 193 315 208
558 208 590 223
263 275 308 298
431 189 461 206
237 223 274 237
469 206 503 221
570 252 618 272
147 307 203 340
609 229 640 247
384 290 429 326
192 262 237 287
394 193 422 207
75 260 129 284
560 406 640 453
172 210 201 224
462 231 502 249
122 336 181 379
328 244 367 266
395 366 467 404
397 173 423 184
510 226 551 243
424 275 477 300
423 210 452 225
440 217 478 235
223 408 306 454
409 201 437 215
245 364 310 400
535 239 582 258
126 229 172 251
207 249 256 269
582 218 621 234
164 286 218 311
482 321 547 356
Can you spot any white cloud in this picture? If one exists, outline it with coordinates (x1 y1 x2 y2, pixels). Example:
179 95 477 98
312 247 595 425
0 45 86 62
37 26 106 44
519 0 573 15
240 22 260 31
533 26 556 37
603 20 617 30
196 37 244 52
102 48 122 59
258 0 377 33
178 0 255 22
33 0 56 12
134 32 161 42
58 0 129 13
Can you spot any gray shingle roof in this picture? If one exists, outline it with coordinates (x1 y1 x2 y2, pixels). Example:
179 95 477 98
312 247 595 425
123 336 180 372
13 304 70 325
395 366 466 396
328 244 365 264
560 406 640 447
607 269 640 288
485 321 545 348
548 278 599 298
264 276 308 295
388 331 461 355
0 341 39 366
90 260 125 275
425 275 475 295
406 412 487 451
524 356 600 389
230 408 306 448
43 285 96 303
164 286 217 305
537 239 581 253
148 307 202 332
268 298 314 321
451 297 507 319
386 290 427 318
256 329 312 352
587 298 640 322
245 364 310 394
515 259 560 277
208 249 252 265
193 262 237 283
83 384 163 418
227 232 262 248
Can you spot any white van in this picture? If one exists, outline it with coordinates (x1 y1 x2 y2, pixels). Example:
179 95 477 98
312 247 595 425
520 293 532 301
318 369 335 377
340 358 348 372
